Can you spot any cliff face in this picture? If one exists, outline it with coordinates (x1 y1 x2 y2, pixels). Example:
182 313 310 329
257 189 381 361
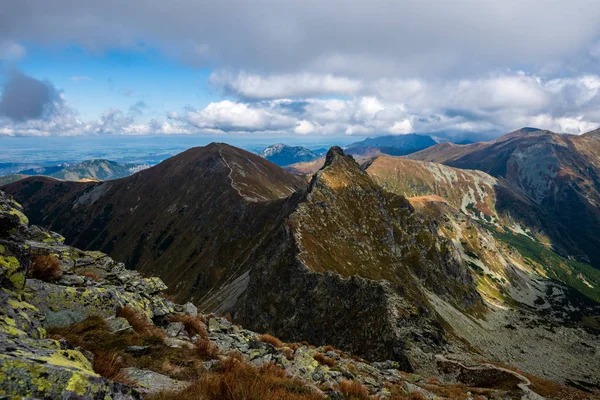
234 147 482 369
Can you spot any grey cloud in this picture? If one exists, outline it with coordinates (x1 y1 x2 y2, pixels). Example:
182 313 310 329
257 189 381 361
0 70 61 121
1 0 600 78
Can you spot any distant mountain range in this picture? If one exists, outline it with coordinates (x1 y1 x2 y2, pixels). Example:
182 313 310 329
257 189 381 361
346 133 438 156
258 143 323 166
262 133 438 170
0 159 150 185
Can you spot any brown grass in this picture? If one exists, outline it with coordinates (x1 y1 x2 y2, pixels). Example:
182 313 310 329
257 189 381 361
281 347 295 361
287 343 301 352
80 271 101 282
147 355 322 400
195 339 220 359
257 334 284 348
338 380 370 398
169 315 208 339
323 345 335 352
48 314 214 383
93 351 134 385
29 255 62 281
118 306 164 337
313 352 335 367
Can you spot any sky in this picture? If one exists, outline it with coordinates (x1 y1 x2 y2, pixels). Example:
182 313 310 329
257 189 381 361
1 0 600 139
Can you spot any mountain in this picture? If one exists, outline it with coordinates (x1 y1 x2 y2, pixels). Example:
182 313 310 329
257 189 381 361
4 144 600 394
347 133 437 156
365 156 600 303
2 189 590 400
259 143 319 166
408 127 600 269
0 159 150 184
2 144 306 307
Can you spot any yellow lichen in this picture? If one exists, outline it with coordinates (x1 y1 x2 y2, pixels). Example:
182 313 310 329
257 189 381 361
65 373 89 395
8 209 28 225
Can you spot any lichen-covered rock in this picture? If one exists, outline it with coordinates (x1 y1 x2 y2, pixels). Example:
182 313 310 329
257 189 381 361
124 368 189 395
0 333 139 399
0 191 172 399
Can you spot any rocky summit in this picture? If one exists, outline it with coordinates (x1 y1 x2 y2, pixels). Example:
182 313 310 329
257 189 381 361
2 143 600 399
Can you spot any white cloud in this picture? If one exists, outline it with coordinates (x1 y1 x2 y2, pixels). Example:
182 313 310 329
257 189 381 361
3 70 600 137
210 71 363 99
294 120 314 135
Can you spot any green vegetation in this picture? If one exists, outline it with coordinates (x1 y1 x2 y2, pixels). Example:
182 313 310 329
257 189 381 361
493 231 600 302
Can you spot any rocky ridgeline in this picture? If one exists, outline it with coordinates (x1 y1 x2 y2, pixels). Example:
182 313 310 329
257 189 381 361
0 191 579 399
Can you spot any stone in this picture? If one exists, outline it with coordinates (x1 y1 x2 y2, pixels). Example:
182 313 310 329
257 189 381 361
58 274 86 287
208 317 232 333
126 346 150 357
124 367 189 395
166 322 185 337
164 337 193 349
182 302 198 317
107 317 133 334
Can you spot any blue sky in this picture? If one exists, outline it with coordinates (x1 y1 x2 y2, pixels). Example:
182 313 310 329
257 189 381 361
16 45 217 122
1 0 600 139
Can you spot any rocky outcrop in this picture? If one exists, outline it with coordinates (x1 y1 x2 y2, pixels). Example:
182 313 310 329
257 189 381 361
234 147 482 369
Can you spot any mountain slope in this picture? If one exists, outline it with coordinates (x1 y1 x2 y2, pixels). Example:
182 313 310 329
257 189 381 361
365 155 600 303
409 127 600 268
259 143 319 166
2 143 307 305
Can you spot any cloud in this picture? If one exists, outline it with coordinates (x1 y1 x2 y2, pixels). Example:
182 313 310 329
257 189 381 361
0 70 61 121
0 41 26 61
1 1 600 79
2 69 600 137
210 71 363 99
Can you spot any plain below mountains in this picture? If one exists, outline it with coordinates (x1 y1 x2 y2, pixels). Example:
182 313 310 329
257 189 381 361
3 140 600 393
0 159 150 185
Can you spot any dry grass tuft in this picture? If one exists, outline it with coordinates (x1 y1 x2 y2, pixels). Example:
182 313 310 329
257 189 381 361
281 347 295 361
288 342 300 351
323 345 335 352
313 352 335 367
148 355 322 400
195 339 220 359
169 315 208 339
29 255 62 282
338 379 370 398
257 334 284 348
80 271 101 282
93 351 134 385
118 306 164 337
